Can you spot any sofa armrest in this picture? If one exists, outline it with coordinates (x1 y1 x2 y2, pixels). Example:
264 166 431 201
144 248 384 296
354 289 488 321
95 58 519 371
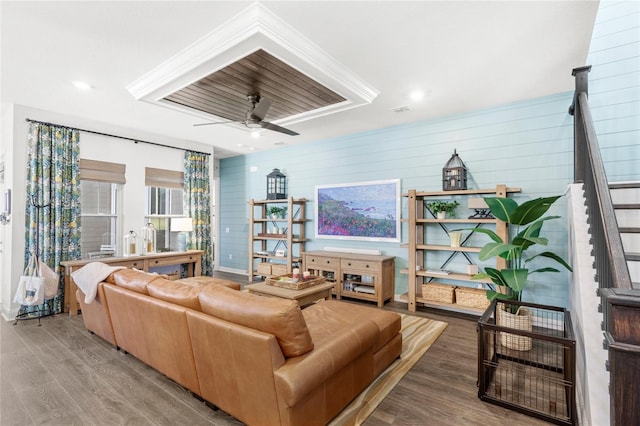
274 319 378 407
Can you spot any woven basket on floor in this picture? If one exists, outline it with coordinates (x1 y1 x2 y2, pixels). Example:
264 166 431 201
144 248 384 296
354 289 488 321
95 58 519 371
422 283 455 303
497 306 533 351
455 287 490 310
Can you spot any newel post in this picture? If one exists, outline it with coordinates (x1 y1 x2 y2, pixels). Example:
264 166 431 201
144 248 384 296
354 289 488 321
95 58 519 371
570 65 592 183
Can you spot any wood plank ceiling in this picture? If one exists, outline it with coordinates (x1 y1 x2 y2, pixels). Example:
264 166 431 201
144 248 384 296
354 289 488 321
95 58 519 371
163 49 346 122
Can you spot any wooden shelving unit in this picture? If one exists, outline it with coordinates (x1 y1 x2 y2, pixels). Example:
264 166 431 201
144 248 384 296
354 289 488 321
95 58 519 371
402 184 521 314
248 197 307 282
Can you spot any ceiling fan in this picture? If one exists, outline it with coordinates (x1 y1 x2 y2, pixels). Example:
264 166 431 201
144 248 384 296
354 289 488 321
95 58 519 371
194 95 299 136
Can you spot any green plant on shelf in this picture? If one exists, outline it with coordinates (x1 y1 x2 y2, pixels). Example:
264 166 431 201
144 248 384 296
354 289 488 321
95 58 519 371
426 200 459 218
267 206 287 219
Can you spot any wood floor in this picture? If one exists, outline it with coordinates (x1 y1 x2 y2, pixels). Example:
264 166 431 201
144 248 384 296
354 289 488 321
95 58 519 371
1 272 552 425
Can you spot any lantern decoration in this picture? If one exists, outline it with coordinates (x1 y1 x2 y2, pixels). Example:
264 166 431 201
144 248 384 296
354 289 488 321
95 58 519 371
123 230 137 257
266 168 287 200
442 149 468 191
141 222 157 254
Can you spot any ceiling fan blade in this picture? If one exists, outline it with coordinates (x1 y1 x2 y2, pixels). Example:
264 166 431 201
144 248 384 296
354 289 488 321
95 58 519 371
193 120 238 127
251 97 272 121
261 121 299 136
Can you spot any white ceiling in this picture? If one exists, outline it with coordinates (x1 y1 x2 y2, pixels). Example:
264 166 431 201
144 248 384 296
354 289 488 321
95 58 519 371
1 1 598 159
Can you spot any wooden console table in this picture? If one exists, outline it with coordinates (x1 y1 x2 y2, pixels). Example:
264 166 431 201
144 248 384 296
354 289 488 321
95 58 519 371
61 250 203 316
302 251 395 307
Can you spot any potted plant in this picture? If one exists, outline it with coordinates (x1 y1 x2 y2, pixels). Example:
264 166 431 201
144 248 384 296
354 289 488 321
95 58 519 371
427 200 459 219
471 195 572 350
267 206 287 219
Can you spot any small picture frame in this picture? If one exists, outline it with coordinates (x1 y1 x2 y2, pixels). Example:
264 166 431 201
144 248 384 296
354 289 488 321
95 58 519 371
275 249 286 257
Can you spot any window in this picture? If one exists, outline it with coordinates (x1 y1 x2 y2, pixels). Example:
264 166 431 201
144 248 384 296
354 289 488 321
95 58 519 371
145 167 185 252
79 159 125 258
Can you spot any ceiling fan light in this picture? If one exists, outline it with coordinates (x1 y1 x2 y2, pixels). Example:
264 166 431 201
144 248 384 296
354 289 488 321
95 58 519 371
245 121 262 129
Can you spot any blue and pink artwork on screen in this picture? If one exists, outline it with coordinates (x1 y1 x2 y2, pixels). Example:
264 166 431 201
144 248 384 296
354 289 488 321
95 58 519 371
315 179 400 242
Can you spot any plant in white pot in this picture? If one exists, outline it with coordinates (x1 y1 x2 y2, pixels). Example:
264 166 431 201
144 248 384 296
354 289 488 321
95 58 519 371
427 200 459 219
267 206 287 219
471 195 572 350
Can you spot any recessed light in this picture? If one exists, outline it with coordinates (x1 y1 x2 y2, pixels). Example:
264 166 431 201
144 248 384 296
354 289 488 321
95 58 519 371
409 90 424 101
392 105 411 113
72 81 93 90
251 131 261 139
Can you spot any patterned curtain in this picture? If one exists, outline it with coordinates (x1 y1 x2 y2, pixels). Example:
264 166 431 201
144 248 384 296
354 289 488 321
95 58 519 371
23 122 81 314
184 151 212 275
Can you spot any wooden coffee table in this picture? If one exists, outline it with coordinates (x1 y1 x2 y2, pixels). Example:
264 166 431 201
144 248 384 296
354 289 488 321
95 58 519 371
246 281 335 307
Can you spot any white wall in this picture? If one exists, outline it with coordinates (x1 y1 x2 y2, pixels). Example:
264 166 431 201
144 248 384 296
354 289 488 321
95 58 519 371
0 103 213 320
0 103 15 318
568 184 610 426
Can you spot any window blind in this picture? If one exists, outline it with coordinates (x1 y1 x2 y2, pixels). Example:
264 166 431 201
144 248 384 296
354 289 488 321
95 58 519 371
79 159 126 184
145 167 184 189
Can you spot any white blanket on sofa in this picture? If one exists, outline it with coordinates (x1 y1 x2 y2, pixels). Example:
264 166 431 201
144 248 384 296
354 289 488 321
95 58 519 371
72 262 125 304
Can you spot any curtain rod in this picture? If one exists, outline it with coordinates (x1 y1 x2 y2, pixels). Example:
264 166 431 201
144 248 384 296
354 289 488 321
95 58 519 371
25 118 211 156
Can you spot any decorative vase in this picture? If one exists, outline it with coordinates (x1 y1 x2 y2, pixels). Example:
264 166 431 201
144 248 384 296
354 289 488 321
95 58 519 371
437 211 446 220
449 231 462 247
497 305 533 351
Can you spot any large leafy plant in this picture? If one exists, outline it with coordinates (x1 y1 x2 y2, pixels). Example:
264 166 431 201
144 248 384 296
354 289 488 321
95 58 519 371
472 196 572 302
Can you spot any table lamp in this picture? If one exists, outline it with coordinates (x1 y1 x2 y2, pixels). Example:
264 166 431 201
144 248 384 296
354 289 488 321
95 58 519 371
171 217 193 251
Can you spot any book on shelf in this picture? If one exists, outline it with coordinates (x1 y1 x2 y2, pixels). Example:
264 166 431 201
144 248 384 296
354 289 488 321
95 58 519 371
425 269 451 275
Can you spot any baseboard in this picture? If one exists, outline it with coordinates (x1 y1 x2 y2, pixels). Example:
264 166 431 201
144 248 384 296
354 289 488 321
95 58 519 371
215 266 248 276
322 246 382 255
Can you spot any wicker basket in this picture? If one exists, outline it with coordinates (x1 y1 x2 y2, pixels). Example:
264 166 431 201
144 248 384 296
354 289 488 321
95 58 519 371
422 283 456 303
455 286 490 310
271 264 289 276
256 262 272 275
497 305 533 351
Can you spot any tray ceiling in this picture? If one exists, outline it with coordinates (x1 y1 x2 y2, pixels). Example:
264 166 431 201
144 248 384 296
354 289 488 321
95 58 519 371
162 49 346 122
127 2 377 132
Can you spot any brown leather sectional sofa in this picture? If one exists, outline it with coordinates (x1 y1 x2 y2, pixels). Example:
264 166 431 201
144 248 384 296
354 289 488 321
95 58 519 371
76 268 402 426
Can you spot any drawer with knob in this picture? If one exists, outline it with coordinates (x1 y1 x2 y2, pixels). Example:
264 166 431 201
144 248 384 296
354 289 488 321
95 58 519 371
340 259 375 271
305 256 339 267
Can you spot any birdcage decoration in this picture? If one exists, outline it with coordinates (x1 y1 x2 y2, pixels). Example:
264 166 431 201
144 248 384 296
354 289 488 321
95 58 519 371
442 149 468 191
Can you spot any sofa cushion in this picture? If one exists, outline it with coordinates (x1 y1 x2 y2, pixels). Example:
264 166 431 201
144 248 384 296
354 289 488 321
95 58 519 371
147 279 203 311
303 300 401 353
199 285 314 358
106 269 159 295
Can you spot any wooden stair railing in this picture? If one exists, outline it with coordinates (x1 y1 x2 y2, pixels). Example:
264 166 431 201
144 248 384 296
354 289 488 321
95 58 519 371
570 66 637 426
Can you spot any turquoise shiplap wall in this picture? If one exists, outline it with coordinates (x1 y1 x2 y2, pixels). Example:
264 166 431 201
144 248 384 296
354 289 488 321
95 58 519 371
587 0 640 182
219 1 640 309
220 92 575 308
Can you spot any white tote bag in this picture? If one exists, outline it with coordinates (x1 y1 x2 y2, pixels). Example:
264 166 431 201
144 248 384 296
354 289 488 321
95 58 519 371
13 257 45 306
39 260 59 299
